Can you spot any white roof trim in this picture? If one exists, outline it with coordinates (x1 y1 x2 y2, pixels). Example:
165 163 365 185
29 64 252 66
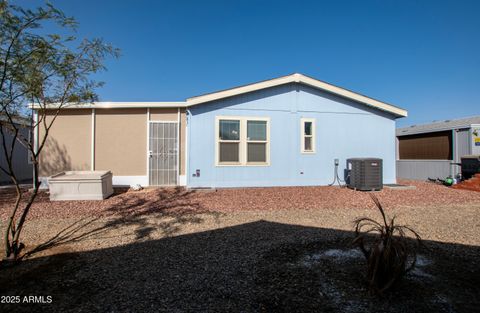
29 101 187 109
186 73 407 117
30 73 407 117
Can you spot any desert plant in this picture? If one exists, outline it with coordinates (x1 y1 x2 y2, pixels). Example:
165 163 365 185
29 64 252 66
353 194 422 295
0 1 119 262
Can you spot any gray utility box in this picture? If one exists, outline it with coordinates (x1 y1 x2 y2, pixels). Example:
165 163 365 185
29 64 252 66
460 155 480 180
346 158 383 191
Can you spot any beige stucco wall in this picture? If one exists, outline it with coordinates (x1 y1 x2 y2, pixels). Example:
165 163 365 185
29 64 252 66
150 108 178 121
95 108 147 176
149 108 186 175
39 110 91 177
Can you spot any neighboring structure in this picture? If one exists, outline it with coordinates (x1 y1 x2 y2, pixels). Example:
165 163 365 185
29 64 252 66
396 116 480 180
32 73 407 188
0 115 33 184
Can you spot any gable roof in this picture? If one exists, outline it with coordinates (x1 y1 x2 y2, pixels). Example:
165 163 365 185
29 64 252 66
397 115 480 136
30 73 407 117
187 73 407 117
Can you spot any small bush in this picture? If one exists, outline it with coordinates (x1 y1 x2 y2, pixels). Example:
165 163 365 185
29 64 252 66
353 194 422 295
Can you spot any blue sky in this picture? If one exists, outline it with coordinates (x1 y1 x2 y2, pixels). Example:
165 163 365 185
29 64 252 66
16 0 480 126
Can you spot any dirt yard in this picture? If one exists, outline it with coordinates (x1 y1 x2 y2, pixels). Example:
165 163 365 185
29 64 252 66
0 181 479 312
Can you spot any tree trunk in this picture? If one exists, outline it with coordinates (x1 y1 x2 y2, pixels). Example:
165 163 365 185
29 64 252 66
3 162 40 260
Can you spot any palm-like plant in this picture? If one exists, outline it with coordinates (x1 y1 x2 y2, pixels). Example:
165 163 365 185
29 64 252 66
353 194 422 295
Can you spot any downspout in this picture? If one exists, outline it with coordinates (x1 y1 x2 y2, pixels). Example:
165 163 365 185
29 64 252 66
185 108 190 187
146 108 150 186
91 109 95 171
177 107 180 185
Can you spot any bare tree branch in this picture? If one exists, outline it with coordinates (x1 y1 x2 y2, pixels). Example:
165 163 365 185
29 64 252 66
0 1 118 260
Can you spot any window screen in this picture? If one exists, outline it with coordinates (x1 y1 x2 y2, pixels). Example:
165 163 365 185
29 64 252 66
219 142 240 162
247 121 266 141
304 137 312 151
219 120 240 140
219 119 240 163
247 120 267 163
247 143 266 162
304 122 312 136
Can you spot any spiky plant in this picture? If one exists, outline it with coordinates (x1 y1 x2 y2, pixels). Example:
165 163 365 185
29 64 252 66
353 194 422 295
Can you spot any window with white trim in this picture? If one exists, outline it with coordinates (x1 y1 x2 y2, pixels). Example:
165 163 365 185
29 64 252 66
301 118 315 153
216 117 269 166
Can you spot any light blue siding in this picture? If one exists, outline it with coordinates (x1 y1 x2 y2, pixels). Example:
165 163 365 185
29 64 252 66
187 83 397 188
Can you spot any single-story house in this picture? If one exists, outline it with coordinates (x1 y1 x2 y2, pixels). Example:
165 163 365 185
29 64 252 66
32 73 407 188
396 116 480 180
0 115 33 184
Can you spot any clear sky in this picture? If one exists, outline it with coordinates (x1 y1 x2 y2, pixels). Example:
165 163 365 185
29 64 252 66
15 0 480 127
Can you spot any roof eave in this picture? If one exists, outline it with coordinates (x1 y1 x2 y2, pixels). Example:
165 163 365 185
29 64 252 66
29 102 188 110
28 73 408 117
185 73 407 118
397 124 474 136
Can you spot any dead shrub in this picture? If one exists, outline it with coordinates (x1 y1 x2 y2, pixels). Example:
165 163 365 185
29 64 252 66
353 194 422 295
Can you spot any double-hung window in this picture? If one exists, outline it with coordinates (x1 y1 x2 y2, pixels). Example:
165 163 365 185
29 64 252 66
217 117 269 166
301 118 315 153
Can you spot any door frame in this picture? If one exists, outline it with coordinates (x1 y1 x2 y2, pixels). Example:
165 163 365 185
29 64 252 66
147 120 179 186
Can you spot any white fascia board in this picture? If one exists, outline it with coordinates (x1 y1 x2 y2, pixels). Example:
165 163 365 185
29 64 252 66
28 73 408 118
185 73 407 118
297 74 408 117
186 75 294 104
29 102 188 110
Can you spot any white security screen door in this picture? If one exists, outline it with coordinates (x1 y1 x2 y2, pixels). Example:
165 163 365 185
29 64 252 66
149 122 178 186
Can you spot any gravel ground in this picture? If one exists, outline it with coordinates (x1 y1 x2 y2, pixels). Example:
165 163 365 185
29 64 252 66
0 181 479 312
1 180 480 220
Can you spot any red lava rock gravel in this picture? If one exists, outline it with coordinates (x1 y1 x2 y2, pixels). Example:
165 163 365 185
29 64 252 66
1 180 480 220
